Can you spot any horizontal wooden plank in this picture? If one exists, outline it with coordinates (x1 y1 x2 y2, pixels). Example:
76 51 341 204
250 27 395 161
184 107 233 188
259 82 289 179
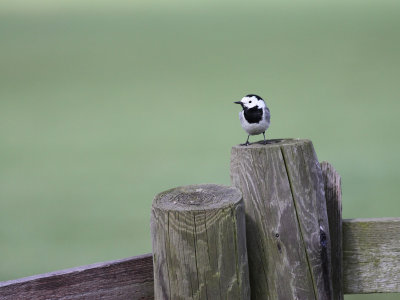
0 254 154 300
2 218 400 298
343 217 400 294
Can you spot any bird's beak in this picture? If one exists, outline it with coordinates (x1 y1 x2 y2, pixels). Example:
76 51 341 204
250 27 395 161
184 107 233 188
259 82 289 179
234 101 242 105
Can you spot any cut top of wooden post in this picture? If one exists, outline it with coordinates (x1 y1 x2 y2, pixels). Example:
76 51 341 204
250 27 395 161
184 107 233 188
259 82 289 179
153 184 242 212
231 138 303 150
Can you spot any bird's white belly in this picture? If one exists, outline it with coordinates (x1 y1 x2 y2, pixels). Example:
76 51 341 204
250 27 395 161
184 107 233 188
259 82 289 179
239 111 270 135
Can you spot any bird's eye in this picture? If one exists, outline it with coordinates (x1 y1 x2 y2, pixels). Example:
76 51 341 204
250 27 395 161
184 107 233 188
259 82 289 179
249 101 252 103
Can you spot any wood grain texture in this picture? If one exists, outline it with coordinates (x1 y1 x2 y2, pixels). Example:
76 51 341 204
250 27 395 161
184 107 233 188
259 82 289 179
321 161 343 300
2 219 400 298
231 139 333 300
151 184 250 300
343 217 400 294
0 254 154 300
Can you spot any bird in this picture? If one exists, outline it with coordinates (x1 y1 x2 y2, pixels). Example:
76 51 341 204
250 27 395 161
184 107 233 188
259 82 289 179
234 94 270 146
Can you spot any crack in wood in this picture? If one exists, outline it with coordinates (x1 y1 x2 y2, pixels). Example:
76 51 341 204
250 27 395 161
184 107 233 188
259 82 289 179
280 146 318 300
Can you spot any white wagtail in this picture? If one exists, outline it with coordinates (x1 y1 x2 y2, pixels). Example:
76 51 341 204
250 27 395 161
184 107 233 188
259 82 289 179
234 94 271 145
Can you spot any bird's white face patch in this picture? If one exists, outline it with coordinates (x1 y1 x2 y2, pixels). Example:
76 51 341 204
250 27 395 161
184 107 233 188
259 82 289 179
240 96 265 109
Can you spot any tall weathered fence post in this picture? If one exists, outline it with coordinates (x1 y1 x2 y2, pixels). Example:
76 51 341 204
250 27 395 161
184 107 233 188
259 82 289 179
151 184 250 300
231 139 333 299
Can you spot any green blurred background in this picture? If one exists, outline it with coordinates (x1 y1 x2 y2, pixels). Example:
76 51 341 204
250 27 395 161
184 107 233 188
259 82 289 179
1 1 399 298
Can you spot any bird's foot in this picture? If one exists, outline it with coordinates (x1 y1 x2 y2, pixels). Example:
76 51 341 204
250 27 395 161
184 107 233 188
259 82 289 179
262 132 267 145
241 142 251 146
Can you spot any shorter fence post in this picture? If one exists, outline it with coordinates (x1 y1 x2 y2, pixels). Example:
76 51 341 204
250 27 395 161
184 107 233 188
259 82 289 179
151 184 250 300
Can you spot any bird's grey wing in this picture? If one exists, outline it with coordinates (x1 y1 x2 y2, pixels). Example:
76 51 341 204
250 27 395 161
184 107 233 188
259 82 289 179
264 107 271 123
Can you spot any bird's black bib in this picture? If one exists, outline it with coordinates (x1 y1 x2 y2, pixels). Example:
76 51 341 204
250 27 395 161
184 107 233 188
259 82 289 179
244 106 263 124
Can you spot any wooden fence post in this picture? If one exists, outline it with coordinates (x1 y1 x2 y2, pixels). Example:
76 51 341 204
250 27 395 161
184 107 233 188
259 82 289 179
321 161 343 300
231 139 333 300
151 184 250 300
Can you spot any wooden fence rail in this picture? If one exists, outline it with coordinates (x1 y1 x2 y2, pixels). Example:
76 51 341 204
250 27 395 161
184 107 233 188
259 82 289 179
1 218 399 299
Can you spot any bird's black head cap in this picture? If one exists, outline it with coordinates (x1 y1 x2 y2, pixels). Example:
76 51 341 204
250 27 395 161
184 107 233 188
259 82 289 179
245 94 263 100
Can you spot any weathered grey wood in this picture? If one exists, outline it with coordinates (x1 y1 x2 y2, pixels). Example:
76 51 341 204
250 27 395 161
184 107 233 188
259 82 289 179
321 161 343 300
151 184 250 300
343 217 400 294
231 139 333 300
2 218 400 298
0 254 154 300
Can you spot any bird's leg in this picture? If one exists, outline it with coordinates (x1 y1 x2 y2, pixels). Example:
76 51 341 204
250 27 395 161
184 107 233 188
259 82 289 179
241 135 250 146
246 135 250 145
263 132 267 145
